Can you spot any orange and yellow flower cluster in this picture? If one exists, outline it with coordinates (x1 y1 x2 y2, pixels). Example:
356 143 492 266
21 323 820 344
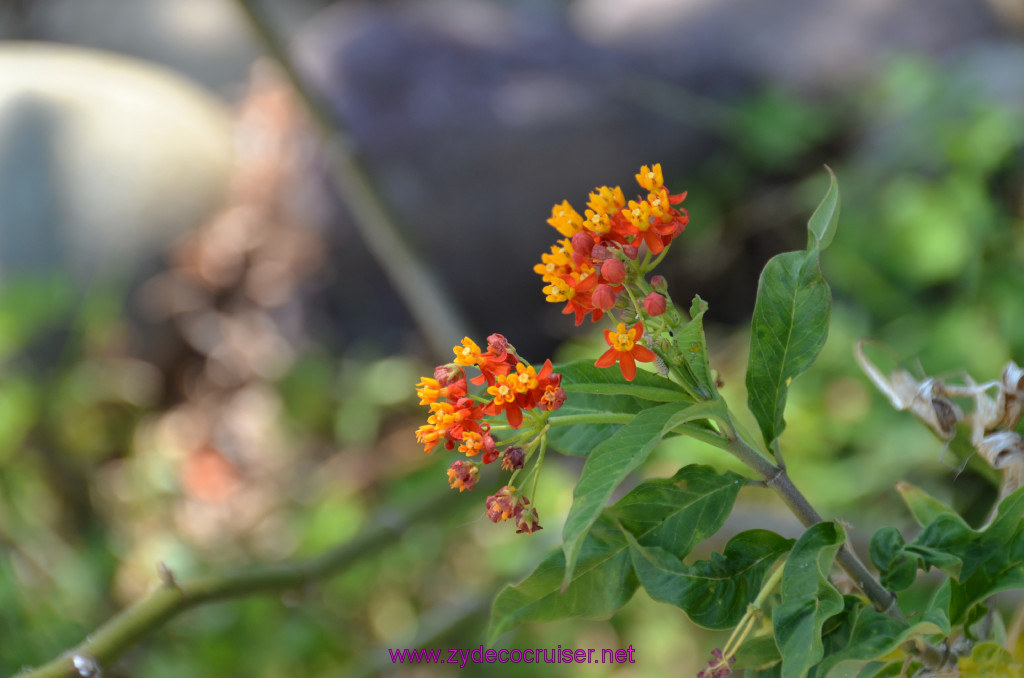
534 164 688 326
414 334 564 531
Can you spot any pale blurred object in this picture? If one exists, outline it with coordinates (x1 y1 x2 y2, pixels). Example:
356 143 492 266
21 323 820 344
0 42 233 278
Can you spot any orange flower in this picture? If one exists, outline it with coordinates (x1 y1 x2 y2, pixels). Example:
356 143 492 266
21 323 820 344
595 322 657 381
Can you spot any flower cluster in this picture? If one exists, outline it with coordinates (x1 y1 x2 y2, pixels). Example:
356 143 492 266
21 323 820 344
414 333 566 533
534 164 688 326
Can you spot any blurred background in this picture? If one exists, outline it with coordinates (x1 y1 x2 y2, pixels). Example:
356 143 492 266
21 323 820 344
1 0 1023 675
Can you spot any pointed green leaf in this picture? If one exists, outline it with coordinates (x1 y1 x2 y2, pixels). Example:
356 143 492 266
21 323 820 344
674 295 717 399
807 166 841 250
487 515 635 645
745 245 831 449
627 529 793 629
545 359 691 457
895 481 957 527
488 465 744 643
561 401 724 588
772 521 846 678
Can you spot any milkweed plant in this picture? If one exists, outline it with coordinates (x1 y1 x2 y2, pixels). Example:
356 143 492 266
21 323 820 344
413 165 1024 676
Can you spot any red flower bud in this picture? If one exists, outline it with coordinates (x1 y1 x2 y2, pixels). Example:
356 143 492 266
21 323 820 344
621 244 638 259
601 258 626 284
481 434 499 464
486 333 510 357
433 364 461 386
592 284 617 310
590 244 610 260
643 292 667 316
571 231 594 256
650 275 667 292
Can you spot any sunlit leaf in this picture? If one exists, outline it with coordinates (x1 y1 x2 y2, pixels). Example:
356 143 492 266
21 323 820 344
807 166 840 250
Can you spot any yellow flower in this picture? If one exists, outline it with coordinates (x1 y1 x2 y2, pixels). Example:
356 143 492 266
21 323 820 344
635 163 663 192
453 337 482 366
547 200 583 237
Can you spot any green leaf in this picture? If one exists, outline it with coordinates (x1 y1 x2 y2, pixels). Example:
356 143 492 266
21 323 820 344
807 166 841 250
488 465 744 644
607 464 747 558
561 401 724 589
868 527 917 591
746 245 831 448
487 515 635 645
772 521 846 678
626 529 793 629
812 593 949 676
895 481 957 527
545 360 691 457
734 635 783 671
877 487 1024 626
674 295 717 399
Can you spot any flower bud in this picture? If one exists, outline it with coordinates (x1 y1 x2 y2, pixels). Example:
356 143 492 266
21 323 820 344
571 231 594 256
590 244 610 260
601 258 626 284
481 434 499 464
501 445 525 471
643 292 667 316
486 333 509 358
433 364 461 386
650 275 667 292
592 284 617 310
621 244 639 260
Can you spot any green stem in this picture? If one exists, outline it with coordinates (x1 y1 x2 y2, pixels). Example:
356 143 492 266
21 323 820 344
642 243 671 274
530 432 548 499
545 413 635 427
722 430 902 621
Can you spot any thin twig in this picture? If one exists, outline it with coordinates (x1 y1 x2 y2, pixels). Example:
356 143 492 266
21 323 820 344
232 0 471 360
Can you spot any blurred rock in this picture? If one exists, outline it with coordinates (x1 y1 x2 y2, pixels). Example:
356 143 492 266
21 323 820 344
0 43 233 279
296 0 1003 357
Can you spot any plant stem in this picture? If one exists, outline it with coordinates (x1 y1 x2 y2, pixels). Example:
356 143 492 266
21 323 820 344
19 491 462 678
723 431 900 616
